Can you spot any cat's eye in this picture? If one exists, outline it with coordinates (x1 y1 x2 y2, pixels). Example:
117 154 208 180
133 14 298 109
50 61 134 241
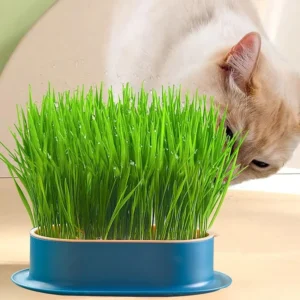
226 126 233 139
252 160 269 168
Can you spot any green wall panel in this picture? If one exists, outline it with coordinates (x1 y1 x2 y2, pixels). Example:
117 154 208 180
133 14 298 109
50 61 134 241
0 0 56 73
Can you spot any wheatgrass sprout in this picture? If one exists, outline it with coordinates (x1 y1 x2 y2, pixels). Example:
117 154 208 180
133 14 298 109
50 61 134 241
0 84 244 240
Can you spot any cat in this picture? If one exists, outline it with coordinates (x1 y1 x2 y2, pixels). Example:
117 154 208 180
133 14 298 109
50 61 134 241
105 0 300 185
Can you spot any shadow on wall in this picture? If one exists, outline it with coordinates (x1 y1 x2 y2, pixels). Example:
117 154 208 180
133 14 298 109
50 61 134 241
0 0 56 74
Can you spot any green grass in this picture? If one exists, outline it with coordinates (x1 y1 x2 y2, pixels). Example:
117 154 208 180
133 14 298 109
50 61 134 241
0 84 244 240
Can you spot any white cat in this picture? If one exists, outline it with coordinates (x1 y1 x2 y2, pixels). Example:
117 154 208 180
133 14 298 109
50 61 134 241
106 0 300 184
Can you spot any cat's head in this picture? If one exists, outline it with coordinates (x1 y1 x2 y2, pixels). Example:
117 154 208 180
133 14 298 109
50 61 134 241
182 32 300 184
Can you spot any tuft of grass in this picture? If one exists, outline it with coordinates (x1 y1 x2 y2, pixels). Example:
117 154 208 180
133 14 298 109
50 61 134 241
0 84 244 240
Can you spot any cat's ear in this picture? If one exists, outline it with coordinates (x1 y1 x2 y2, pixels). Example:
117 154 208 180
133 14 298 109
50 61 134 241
222 32 261 93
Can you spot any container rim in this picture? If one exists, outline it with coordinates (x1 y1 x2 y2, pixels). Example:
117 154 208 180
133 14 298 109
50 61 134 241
30 228 216 243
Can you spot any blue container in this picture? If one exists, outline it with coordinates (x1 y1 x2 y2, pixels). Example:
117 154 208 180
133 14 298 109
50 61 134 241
11 228 231 296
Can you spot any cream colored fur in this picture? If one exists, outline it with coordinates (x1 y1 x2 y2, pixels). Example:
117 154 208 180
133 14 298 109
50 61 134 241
106 0 300 184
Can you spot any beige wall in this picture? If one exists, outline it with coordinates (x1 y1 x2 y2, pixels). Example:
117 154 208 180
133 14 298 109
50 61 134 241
0 0 299 178
0 0 116 177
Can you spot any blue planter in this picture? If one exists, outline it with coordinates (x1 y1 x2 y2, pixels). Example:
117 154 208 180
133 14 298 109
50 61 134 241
11 228 231 296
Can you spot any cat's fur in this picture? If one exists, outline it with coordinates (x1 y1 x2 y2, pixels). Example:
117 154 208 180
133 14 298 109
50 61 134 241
106 0 300 184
